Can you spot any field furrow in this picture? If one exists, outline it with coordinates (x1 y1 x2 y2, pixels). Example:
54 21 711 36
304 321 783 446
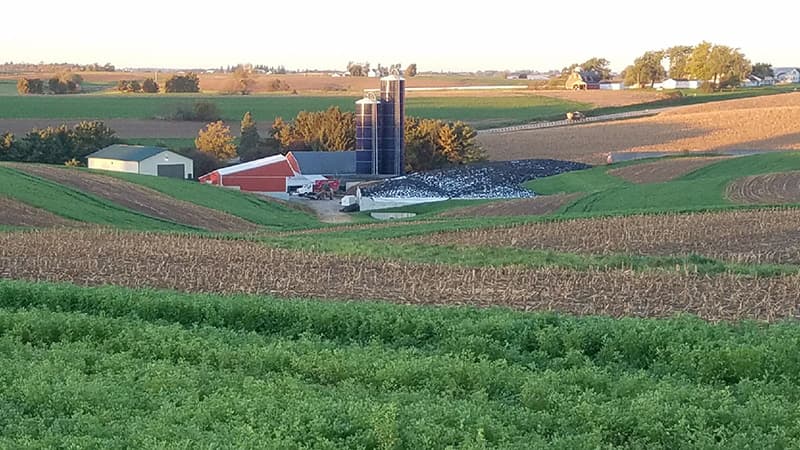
2 229 799 321
411 208 800 265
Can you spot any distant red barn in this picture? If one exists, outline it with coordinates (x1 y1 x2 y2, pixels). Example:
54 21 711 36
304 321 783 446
198 155 297 192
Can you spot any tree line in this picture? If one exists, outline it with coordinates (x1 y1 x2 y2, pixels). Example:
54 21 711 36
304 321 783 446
346 62 418 78
193 107 484 173
0 121 119 165
623 42 755 89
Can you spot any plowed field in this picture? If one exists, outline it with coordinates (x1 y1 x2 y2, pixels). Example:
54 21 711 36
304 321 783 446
0 196 80 227
608 157 727 183
412 208 800 265
8 165 259 232
439 194 581 217
480 93 800 164
1 229 799 321
727 171 800 205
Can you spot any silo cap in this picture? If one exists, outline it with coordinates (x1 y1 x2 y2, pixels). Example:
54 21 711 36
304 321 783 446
380 74 404 81
355 97 379 104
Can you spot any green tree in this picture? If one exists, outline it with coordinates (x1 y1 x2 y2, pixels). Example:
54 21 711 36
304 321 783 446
142 78 159 93
404 117 485 172
195 121 237 160
164 73 200 93
272 107 355 151
688 42 750 87
624 50 666 87
71 121 118 157
751 63 774 79
347 62 365 77
404 63 417 77
666 45 693 79
579 57 612 80
239 111 260 161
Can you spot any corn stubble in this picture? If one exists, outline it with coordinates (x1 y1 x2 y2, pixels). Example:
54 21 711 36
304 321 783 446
2 229 799 321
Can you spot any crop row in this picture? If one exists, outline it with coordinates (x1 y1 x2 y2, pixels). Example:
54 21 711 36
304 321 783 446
2 229 800 321
2 280 800 448
411 208 800 265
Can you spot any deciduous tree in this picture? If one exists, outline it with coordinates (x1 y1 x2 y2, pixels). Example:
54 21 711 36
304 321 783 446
142 78 159 93
751 63 774 79
624 51 666 87
404 63 417 77
164 73 200 93
195 121 237 160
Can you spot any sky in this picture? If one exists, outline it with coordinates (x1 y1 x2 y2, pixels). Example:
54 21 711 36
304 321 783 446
1 1 796 73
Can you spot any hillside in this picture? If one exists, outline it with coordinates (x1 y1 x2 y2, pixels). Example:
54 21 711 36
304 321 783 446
479 92 800 164
0 164 320 231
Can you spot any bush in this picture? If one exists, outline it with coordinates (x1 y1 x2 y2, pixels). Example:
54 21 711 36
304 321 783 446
699 81 716 93
141 78 159 93
164 73 200 93
166 101 221 121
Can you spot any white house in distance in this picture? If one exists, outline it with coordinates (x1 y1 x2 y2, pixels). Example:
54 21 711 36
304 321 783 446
659 78 702 89
773 68 800 84
87 144 194 179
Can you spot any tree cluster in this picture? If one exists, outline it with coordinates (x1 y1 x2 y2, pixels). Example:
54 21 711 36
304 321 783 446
1 62 114 72
168 101 221 121
271 107 355 151
269 108 486 172
164 73 200 93
624 42 752 89
404 117 485 172
116 78 159 93
0 121 119 164
195 121 237 161
18 73 83 95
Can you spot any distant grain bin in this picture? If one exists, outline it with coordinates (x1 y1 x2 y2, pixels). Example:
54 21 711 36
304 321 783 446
355 74 405 176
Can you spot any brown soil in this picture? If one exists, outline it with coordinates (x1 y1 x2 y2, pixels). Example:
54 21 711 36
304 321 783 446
440 194 582 218
479 92 800 164
727 172 800 204
2 228 799 322
411 208 800 265
608 157 727 184
6 164 260 232
0 196 82 227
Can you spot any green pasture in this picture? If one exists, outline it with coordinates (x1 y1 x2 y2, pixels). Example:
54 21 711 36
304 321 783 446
0 166 189 230
95 169 320 230
529 152 800 215
2 280 800 449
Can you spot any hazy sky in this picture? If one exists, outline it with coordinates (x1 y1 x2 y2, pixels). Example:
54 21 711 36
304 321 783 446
1 1 796 72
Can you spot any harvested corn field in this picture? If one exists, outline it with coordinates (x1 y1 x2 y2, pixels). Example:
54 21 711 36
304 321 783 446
412 209 800 265
608 157 727 184
1 229 799 321
439 194 582 217
480 93 800 164
6 164 260 232
727 171 800 205
0 196 81 227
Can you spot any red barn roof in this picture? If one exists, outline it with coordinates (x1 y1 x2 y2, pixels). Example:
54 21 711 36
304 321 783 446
198 155 298 193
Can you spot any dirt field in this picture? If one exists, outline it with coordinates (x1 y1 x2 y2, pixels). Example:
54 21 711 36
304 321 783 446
439 194 582 218
480 93 800 164
608 157 727 183
0 196 81 227
7 164 260 232
2 228 799 321
727 172 800 204
411 208 800 265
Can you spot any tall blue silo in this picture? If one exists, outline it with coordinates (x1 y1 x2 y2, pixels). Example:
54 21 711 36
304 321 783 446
354 96 379 175
378 74 405 175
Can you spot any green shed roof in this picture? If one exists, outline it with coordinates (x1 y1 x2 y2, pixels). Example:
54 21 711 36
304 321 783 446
87 144 168 162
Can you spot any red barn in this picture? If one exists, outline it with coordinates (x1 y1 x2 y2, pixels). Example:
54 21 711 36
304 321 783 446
198 155 298 193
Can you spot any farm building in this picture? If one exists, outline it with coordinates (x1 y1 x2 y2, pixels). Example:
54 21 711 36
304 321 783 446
660 78 702 89
599 81 624 90
565 69 601 90
87 145 194 179
774 68 800 84
286 151 357 176
198 154 297 194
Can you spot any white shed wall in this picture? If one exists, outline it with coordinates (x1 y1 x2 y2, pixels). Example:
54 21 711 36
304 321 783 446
139 151 195 179
87 158 139 173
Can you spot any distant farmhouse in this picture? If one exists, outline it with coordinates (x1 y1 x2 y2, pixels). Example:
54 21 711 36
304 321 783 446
566 68 601 90
773 68 800 84
87 145 194 179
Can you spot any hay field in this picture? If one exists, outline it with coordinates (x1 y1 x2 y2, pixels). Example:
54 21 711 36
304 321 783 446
480 92 800 164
